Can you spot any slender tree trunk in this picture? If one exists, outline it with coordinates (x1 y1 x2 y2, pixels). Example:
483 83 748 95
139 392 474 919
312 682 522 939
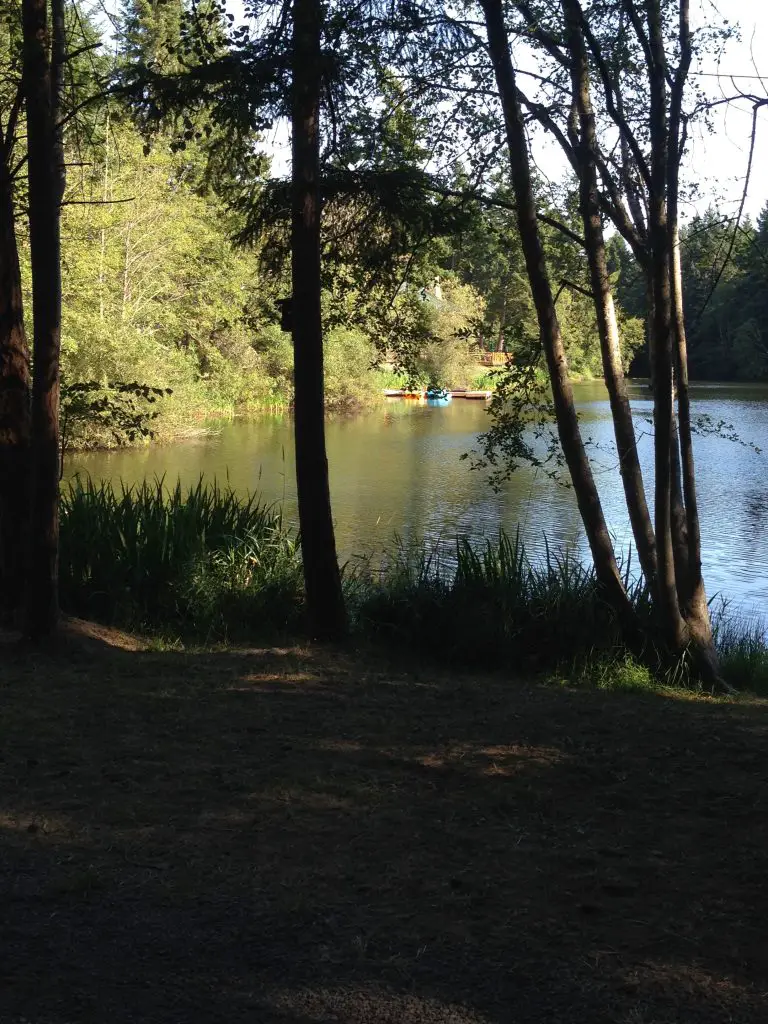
22 0 64 638
670 201 717 661
99 107 110 321
646 0 688 651
496 291 507 352
669 392 690 601
291 0 346 639
481 0 632 619
122 222 132 319
644 275 655 391
665 0 715 664
0 166 31 624
563 0 657 589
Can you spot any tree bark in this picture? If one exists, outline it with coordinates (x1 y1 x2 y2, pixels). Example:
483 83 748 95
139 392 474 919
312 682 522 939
645 0 688 651
0 163 31 624
291 0 346 639
481 0 632 619
22 0 64 638
666 0 713 658
563 0 657 589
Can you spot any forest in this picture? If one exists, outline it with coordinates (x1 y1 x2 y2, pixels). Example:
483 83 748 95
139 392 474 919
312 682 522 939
5 0 767 450
0 0 766 661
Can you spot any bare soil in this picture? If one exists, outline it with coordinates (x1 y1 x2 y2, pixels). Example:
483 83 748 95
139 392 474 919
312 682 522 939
1 620 767 1023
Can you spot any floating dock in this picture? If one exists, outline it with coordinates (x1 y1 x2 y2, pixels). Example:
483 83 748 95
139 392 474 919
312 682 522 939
383 389 492 401
383 389 426 399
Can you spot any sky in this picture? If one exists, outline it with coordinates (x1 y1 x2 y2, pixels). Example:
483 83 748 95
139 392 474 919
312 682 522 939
258 0 768 221
682 0 768 220
513 0 768 222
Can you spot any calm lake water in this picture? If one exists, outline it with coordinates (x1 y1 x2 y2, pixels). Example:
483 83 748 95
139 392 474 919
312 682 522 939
68 381 768 618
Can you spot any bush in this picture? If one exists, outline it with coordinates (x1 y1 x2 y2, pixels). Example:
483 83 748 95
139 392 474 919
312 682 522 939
324 327 382 409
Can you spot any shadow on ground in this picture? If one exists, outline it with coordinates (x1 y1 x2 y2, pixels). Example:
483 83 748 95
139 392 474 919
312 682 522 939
1 625 767 1023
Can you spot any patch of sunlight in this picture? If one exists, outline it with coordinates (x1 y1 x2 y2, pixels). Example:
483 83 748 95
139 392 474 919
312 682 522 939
621 959 763 1000
314 739 567 777
315 739 366 753
0 811 77 837
419 743 567 776
261 986 496 1024
232 671 321 689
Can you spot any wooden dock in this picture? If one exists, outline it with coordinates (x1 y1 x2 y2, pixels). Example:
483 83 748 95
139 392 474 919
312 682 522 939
383 389 492 401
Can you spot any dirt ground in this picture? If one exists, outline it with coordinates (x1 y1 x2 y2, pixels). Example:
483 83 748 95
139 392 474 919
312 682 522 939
1 620 767 1023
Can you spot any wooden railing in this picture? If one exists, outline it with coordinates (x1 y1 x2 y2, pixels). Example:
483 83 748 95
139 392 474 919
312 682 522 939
479 352 510 367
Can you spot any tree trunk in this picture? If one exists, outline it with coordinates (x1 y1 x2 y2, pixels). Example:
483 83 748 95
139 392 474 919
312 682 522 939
645 0 688 652
563 0 657 589
481 0 632 619
670 197 718 670
496 290 507 352
22 0 64 639
669 400 690 602
0 166 31 624
665 0 714 662
291 0 346 639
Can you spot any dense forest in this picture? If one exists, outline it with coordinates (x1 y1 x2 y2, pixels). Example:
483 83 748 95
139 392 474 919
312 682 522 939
1 0 766 668
0 3 713 448
2 1 764 451
614 209 768 380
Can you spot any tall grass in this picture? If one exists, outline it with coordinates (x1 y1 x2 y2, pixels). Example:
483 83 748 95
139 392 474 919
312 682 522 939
712 602 768 695
59 479 768 692
350 531 653 672
351 532 768 690
60 477 303 640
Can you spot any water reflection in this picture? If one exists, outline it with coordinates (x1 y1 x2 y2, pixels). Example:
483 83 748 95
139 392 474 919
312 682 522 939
68 381 768 615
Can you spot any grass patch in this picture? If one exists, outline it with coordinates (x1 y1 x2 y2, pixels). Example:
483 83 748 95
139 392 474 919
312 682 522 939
714 604 768 695
547 653 660 694
59 479 768 693
60 476 303 641
350 531 653 674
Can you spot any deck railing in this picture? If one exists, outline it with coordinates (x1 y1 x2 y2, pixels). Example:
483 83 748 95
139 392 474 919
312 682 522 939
479 352 510 367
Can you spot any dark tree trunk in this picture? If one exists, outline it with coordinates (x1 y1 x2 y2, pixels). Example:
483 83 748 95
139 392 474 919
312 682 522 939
291 0 346 639
22 0 64 639
481 0 633 620
0 165 31 624
645 0 720 678
666 0 718 675
563 0 657 589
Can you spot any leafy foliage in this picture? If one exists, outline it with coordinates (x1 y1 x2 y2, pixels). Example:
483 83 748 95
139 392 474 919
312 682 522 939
61 380 172 450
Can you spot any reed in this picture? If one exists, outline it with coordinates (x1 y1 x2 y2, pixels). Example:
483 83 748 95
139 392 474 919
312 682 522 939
59 481 768 690
60 476 302 639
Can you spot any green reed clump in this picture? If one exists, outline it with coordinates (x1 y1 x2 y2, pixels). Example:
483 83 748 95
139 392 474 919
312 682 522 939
351 530 653 672
60 477 303 640
712 604 768 695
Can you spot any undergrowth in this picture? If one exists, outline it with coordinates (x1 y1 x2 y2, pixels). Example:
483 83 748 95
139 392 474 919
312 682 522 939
349 531 654 672
59 478 768 693
60 477 303 641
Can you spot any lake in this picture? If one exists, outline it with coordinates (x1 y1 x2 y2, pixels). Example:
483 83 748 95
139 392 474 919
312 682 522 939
68 381 768 618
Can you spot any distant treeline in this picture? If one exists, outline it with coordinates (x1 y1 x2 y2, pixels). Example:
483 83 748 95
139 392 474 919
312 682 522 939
613 208 768 381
